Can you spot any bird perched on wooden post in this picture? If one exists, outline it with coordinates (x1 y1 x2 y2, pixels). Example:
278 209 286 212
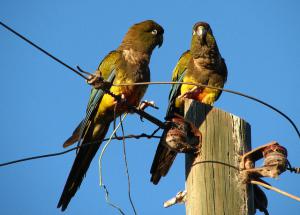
150 22 227 184
57 20 164 211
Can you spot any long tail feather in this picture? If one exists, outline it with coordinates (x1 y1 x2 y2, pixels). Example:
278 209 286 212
57 123 110 211
150 138 177 185
63 121 84 148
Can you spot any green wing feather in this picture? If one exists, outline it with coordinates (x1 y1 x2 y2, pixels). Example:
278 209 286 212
86 51 121 111
58 51 122 210
170 50 191 83
63 51 121 148
150 50 191 184
166 50 191 117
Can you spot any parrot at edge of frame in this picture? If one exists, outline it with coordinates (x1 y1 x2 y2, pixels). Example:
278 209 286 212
150 22 227 185
57 20 164 211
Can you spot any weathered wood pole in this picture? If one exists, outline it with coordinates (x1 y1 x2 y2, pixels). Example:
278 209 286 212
184 100 254 215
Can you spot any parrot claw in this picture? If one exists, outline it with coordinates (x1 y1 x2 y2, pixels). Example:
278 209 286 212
113 93 129 109
138 100 159 122
87 72 111 90
87 72 103 84
138 100 158 111
113 94 126 104
178 86 202 100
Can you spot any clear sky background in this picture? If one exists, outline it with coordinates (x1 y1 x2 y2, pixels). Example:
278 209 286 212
1 0 300 214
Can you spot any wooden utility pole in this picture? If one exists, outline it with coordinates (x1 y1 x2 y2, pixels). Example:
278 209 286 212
184 100 255 215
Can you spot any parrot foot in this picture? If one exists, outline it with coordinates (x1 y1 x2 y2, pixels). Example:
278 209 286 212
138 100 159 121
87 72 111 90
138 100 159 111
113 94 127 107
178 86 202 100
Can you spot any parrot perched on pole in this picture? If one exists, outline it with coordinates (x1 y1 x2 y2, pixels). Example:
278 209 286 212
57 20 164 211
150 22 227 184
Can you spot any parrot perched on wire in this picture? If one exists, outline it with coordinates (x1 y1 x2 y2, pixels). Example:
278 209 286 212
57 20 164 211
150 22 227 184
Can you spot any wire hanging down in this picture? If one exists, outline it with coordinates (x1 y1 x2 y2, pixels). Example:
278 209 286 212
120 115 138 215
98 114 128 215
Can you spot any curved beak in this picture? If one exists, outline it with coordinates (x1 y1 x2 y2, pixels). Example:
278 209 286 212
196 26 207 44
157 34 163 48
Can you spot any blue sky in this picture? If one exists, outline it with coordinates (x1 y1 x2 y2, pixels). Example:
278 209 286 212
1 0 300 214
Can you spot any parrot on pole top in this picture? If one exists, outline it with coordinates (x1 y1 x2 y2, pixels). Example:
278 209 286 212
150 22 227 185
57 20 164 211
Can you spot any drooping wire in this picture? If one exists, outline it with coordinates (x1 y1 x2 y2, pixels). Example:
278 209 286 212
98 115 127 186
102 184 125 215
0 147 77 167
98 114 128 215
0 132 160 167
120 115 137 215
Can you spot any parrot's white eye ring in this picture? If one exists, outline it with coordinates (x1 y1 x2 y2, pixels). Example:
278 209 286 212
151 29 158 35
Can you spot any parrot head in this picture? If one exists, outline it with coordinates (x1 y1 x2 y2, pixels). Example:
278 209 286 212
191 22 217 56
119 20 164 54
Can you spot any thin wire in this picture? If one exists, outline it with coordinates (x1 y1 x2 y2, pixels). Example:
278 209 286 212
113 103 119 139
149 126 161 137
99 114 128 186
98 114 128 214
286 160 300 174
0 147 77 167
102 185 126 215
120 115 138 215
0 21 90 80
114 81 300 140
251 180 300 202
0 133 160 167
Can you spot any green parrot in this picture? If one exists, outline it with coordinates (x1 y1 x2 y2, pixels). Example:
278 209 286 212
150 22 227 184
57 20 164 211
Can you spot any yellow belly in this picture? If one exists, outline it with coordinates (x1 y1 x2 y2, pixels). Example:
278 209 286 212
176 76 220 108
96 84 146 120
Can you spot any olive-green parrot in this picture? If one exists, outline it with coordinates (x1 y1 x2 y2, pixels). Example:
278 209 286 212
150 22 227 184
57 20 164 211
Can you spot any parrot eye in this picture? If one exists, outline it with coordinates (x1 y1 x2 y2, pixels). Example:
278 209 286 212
151 29 158 35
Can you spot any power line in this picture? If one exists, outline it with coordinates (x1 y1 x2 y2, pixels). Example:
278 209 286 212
120 115 137 215
0 21 90 80
0 132 160 167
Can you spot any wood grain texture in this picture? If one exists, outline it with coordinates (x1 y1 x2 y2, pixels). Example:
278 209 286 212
184 100 254 215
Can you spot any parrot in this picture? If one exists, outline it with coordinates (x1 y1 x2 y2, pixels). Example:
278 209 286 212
57 20 164 211
150 22 227 185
